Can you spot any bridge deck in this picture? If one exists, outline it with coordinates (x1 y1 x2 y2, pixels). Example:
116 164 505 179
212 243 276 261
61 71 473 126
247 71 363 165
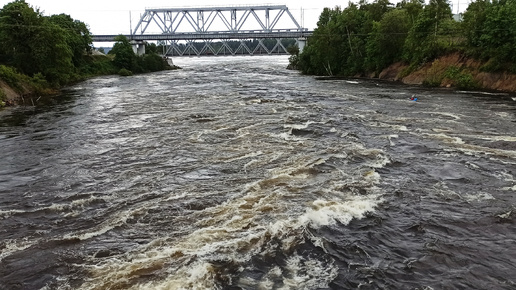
92 31 313 42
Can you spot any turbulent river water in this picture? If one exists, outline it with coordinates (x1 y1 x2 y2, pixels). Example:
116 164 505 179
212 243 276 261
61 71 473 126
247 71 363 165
0 56 515 290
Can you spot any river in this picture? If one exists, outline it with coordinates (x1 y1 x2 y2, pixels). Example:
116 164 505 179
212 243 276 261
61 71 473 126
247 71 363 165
0 56 515 289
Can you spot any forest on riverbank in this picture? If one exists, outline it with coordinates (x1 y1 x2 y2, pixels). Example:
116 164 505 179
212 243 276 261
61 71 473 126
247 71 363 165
289 0 516 91
0 0 173 107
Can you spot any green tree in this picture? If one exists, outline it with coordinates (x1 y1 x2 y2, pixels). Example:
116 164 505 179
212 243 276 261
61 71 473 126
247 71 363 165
402 0 453 64
109 35 136 70
48 14 92 67
360 0 394 21
31 19 74 85
299 7 345 75
365 9 411 72
461 0 489 50
0 0 74 85
396 0 424 24
0 0 44 74
462 0 516 69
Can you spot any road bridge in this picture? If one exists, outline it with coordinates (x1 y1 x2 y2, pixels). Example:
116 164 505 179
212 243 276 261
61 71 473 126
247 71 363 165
92 5 313 56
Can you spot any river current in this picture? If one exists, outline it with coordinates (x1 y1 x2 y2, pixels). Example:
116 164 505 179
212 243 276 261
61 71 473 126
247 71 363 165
0 56 515 289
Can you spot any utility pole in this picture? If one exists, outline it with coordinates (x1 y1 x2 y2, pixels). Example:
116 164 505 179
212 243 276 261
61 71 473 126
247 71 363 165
301 7 304 28
129 11 133 35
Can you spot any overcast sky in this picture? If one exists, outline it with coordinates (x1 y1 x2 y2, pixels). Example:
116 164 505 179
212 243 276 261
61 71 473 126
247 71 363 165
1 0 470 35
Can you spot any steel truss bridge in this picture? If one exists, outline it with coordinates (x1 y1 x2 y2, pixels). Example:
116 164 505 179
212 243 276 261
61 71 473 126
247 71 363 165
92 5 313 56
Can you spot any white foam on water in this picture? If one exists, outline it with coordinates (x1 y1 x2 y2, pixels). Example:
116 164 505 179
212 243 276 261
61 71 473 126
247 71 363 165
430 182 465 200
432 128 454 133
223 151 264 163
348 143 390 169
369 122 408 132
79 144 388 289
164 191 188 201
428 111 462 120
274 132 305 141
0 238 39 262
502 185 516 191
424 133 516 159
453 133 516 143
63 206 148 241
0 196 103 220
482 135 516 142
283 121 317 130
387 134 399 146
47 196 103 213
425 133 465 145
81 189 382 289
243 159 260 172
0 209 27 219
135 261 220 290
298 196 381 228
495 112 510 118
278 254 339 290
456 90 509 96
464 192 495 202
494 171 515 182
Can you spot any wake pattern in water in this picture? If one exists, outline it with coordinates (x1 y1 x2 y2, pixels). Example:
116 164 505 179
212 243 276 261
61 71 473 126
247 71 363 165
1 56 515 289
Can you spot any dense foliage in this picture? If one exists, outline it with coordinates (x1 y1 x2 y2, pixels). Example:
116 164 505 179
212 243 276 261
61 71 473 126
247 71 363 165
0 0 172 99
108 35 172 74
294 0 516 76
0 0 89 86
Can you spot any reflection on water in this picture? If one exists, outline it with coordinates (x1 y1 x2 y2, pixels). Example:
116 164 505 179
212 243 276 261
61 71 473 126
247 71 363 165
0 56 515 289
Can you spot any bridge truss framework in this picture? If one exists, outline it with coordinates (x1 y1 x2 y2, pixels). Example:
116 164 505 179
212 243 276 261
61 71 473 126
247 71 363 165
92 5 311 56
162 38 295 57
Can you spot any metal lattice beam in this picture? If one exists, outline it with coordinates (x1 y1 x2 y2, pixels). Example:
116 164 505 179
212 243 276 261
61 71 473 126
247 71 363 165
132 5 302 35
156 39 293 56
92 5 314 56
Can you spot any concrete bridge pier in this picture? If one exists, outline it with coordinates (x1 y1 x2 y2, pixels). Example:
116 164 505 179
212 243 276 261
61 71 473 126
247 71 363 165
131 40 146 56
297 38 307 53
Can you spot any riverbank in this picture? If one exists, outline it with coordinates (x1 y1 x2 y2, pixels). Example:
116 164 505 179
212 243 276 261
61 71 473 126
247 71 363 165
0 58 181 108
377 52 516 93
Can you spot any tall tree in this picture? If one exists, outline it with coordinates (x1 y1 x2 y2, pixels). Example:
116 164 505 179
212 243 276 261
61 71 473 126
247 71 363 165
462 0 516 68
31 19 74 85
402 0 453 64
0 0 75 85
0 0 44 74
109 35 136 70
48 14 92 67
366 9 411 72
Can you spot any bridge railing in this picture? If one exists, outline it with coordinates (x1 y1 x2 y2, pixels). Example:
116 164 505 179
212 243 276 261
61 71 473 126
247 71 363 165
92 30 312 42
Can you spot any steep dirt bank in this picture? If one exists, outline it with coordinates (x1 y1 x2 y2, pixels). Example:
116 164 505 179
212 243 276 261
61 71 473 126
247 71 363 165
0 80 56 107
0 80 25 106
379 52 516 92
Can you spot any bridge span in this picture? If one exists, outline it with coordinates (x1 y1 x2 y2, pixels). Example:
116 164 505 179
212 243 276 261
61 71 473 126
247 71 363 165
92 5 313 56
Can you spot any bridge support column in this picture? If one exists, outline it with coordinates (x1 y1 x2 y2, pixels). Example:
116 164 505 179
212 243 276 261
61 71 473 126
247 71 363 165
297 38 307 53
131 40 146 56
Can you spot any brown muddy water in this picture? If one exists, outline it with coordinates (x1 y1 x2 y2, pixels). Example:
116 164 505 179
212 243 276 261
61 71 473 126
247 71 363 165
0 56 515 289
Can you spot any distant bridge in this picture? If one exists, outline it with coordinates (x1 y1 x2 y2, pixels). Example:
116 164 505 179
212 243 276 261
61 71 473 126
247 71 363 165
92 5 313 56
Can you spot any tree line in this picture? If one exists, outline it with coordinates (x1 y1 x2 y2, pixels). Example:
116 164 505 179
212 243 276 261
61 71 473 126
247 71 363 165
0 0 171 100
291 0 516 77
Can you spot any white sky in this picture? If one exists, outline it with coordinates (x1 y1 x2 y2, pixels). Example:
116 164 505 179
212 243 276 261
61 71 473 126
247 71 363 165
1 0 470 35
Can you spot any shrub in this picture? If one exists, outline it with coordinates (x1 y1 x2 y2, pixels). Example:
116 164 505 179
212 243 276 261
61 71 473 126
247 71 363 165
31 73 54 95
142 54 167 72
444 66 478 90
0 65 22 90
118 68 133 76
0 88 6 104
